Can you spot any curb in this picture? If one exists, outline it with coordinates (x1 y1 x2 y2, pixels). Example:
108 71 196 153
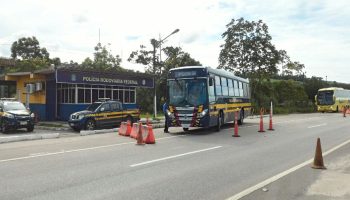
35 126 70 131
80 128 119 136
0 133 60 144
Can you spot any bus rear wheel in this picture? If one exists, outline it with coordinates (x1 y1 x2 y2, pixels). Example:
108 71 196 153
238 110 244 125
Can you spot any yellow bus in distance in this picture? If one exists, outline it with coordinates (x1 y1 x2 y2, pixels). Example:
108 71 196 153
315 87 350 112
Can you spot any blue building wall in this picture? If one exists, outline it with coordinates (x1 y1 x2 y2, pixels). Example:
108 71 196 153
59 104 89 121
29 104 46 121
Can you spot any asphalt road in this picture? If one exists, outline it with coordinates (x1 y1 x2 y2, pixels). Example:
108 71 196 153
0 113 349 200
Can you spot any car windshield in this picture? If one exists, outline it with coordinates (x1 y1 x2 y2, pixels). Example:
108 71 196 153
317 91 334 105
3 102 27 111
86 103 102 111
168 79 207 107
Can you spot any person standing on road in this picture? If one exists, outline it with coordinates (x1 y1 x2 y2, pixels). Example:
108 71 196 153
163 100 169 133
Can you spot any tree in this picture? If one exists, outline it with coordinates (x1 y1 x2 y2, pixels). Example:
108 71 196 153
219 18 307 108
128 43 201 113
81 43 122 71
9 36 63 72
219 18 280 80
11 36 50 60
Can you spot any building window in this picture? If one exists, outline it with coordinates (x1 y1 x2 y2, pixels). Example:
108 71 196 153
57 83 136 104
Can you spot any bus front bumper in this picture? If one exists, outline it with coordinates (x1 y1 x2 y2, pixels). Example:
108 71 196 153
317 106 336 112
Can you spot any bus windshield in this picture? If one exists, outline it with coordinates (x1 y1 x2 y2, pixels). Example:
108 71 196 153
168 79 207 107
317 90 334 105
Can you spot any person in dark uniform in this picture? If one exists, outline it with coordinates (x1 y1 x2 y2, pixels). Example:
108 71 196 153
163 101 169 133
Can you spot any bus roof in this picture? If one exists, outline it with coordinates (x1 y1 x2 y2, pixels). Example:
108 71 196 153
318 87 344 91
169 66 249 83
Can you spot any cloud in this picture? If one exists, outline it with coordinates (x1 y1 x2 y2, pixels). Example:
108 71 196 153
0 0 349 83
73 14 88 24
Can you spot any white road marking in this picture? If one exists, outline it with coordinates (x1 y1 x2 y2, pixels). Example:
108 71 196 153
226 138 350 200
0 135 186 163
130 146 222 167
308 123 327 129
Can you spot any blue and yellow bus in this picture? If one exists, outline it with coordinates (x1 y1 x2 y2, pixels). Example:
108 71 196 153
166 66 251 131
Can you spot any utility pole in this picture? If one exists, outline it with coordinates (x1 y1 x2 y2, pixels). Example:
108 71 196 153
152 29 179 119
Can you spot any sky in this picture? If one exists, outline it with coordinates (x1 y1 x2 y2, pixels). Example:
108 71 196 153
0 0 349 83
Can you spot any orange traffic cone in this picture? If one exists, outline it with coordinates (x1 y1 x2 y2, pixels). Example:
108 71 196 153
311 138 326 169
119 122 126 136
258 108 265 132
232 111 240 137
136 122 145 145
144 125 156 144
130 123 138 138
125 121 132 136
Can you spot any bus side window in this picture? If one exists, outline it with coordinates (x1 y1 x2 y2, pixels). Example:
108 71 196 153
228 79 234 97
221 77 228 96
215 76 222 96
234 80 239 97
208 78 215 103
239 82 243 97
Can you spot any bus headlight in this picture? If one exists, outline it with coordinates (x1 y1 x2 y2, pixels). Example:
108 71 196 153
199 109 208 118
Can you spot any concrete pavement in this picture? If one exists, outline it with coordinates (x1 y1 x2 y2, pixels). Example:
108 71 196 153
2 115 350 200
239 140 350 200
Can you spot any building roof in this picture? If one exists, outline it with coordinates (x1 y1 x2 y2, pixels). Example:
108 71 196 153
5 64 154 79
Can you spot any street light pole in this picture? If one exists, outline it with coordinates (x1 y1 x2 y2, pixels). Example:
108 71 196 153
152 29 180 118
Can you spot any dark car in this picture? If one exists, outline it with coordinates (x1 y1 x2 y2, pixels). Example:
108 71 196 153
68 99 140 132
0 98 35 133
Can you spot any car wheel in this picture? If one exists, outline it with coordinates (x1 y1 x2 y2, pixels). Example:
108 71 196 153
27 125 34 132
85 119 96 130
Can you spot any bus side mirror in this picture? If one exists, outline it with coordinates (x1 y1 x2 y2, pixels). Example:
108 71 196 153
209 78 213 86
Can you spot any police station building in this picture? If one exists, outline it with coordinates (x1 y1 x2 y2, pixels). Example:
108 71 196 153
4 66 154 121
